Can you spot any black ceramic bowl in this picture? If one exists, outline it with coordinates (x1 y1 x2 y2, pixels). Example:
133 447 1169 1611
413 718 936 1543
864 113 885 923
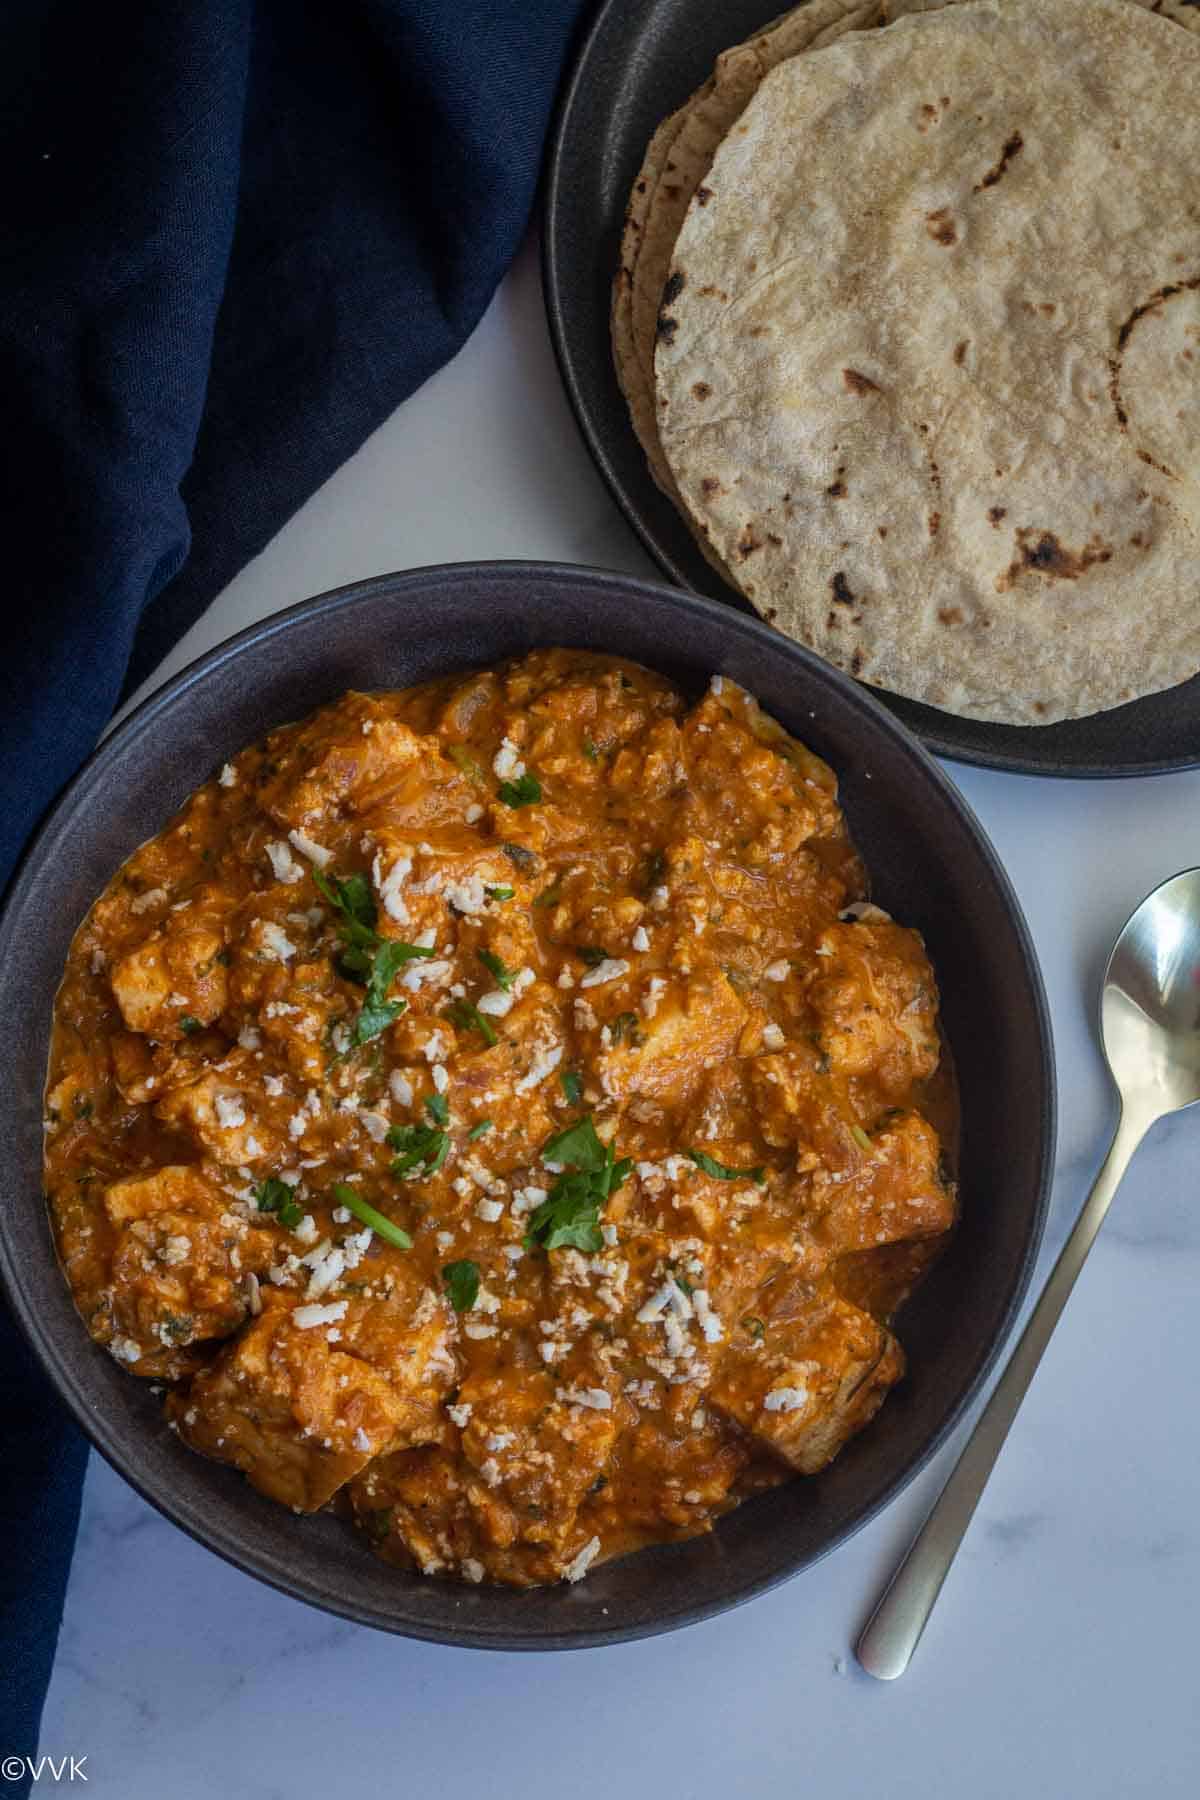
0 563 1054 1647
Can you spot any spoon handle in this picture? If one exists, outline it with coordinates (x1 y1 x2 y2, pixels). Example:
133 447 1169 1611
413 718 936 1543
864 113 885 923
855 1103 1149 1681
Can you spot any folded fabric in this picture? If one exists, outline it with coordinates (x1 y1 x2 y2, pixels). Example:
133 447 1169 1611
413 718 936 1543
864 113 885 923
0 0 590 1778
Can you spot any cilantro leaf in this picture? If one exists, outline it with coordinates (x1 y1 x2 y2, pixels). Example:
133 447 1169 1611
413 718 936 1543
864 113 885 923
313 867 431 1044
686 1148 766 1184
313 868 377 945
497 771 542 808
543 1114 609 1172
468 1119 493 1140
524 1173 603 1252
253 1177 304 1231
387 1122 450 1179
442 1260 481 1313
353 939 431 1045
525 1116 631 1253
574 944 609 967
443 999 498 1047
425 1092 450 1126
478 948 514 990
331 1181 412 1250
179 1014 202 1035
559 1069 582 1105
447 744 487 786
485 885 514 902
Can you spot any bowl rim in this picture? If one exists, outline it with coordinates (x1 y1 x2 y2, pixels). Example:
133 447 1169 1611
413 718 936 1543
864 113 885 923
0 559 1056 1647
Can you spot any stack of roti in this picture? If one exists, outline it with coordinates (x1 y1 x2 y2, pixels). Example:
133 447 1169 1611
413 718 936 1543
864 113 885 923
612 0 1200 724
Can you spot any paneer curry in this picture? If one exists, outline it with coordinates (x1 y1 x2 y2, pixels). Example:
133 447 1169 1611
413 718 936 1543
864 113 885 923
44 650 956 1587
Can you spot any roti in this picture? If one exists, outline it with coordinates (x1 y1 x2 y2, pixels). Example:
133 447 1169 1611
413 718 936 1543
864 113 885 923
654 0 1200 723
611 0 886 579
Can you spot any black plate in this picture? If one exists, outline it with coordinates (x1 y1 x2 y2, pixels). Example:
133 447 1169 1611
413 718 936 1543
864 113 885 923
0 563 1053 1646
542 0 1200 777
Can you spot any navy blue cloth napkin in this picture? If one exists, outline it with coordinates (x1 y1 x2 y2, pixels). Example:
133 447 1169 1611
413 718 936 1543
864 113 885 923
0 0 588 1773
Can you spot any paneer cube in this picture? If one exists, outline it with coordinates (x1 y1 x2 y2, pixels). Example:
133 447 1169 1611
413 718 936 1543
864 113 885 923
807 1112 956 1257
709 1293 903 1475
103 1165 273 1359
109 911 228 1040
805 921 940 1093
172 1288 454 1512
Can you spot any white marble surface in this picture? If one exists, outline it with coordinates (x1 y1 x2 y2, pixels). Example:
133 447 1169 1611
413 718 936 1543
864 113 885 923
39 239 1200 1799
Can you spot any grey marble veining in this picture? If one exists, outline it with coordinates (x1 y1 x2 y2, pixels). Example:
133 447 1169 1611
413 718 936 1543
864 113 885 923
37 235 1200 1800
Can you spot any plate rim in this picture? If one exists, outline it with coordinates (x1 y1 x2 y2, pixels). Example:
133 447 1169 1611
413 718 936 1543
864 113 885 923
540 0 1200 781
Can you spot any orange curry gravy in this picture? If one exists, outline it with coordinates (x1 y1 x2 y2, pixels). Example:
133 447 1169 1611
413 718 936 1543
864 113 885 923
44 650 956 1587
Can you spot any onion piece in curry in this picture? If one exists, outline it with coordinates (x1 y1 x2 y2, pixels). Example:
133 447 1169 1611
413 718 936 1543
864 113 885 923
43 650 956 1587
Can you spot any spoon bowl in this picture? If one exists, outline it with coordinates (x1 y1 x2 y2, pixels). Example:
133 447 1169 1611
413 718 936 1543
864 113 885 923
1102 868 1200 1118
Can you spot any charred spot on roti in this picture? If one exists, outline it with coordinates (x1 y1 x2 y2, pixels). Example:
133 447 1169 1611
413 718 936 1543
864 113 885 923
877 525 888 539
692 382 712 401
928 511 941 537
737 524 764 560
701 476 724 497
1115 277 1200 354
987 506 1007 527
996 529 1114 591
973 132 1024 192
843 369 881 396
656 313 679 344
827 468 848 498
696 185 714 206
831 572 856 607
953 340 969 366
925 208 958 247
938 607 964 625
850 650 865 676
661 271 686 308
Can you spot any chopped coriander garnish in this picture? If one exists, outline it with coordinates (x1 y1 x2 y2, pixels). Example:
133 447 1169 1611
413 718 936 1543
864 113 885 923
850 1124 873 1152
497 771 542 808
313 868 432 1043
253 1177 305 1231
533 883 562 909
386 1123 450 1179
559 1069 582 1105
485 885 515 902
447 744 486 786
313 867 377 942
331 1181 413 1250
425 1092 450 1126
674 1273 695 1297
443 999 498 1047
741 1314 766 1342
501 842 537 869
686 1148 766 1185
179 1014 202 1035
478 948 514 990
574 944 609 967
525 1115 632 1253
609 1011 642 1047
467 1119 493 1140
582 736 599 762
442 1259 481 1313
